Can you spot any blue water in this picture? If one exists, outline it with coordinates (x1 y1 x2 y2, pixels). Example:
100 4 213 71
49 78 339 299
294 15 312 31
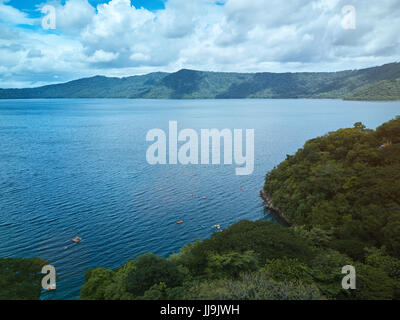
0 99 399 300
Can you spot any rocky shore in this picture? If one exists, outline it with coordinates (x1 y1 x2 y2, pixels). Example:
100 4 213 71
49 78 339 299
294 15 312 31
260 190 293 226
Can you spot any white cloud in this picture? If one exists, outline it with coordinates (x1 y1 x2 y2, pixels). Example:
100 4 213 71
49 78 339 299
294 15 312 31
0 0 400 87
87 49 119 62
0 0 35 25
42 0 95 34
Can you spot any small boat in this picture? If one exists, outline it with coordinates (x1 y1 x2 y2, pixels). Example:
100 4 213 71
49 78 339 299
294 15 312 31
72 236 82 243
240 188 244 191
214 224 221 230
202 196 207 199
191 193 196 197
177 220 183 224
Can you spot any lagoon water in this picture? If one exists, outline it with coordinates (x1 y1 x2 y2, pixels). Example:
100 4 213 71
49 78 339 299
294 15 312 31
0 99 399 299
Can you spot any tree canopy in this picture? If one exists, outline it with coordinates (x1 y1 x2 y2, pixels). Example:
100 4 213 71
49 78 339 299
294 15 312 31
264 116 400 259
0 257 48 300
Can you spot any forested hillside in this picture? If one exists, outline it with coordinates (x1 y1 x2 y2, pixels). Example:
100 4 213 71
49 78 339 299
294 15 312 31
264 116 400 259
0 257 48 300
79 219 400 300
1 63 400 100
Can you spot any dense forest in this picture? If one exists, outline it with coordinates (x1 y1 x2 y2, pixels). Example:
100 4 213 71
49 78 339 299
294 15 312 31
1 63 400 100
264 116 400 259
1 117 399 300
78 219 399 300
0 257 47 300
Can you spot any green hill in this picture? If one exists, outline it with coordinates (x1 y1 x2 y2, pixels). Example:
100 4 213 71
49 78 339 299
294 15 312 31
1 62 400 100
264 117 400 260
345 78 400 101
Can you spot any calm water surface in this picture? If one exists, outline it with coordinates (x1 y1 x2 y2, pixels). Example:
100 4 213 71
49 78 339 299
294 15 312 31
0 99 399 299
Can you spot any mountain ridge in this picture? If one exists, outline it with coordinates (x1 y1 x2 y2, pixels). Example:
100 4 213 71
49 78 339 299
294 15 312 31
1 62 400 100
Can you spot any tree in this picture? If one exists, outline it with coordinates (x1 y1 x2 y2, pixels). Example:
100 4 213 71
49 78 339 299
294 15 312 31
308 249 353 299
375 116 400 144
364 247 400 298
80 267 115 300
125 253 185 297
140 282 168 300
263 257 313 283
187 273 323 300
263 117 400 261
0 257 48 300
205 251 258 279
351 263 395 300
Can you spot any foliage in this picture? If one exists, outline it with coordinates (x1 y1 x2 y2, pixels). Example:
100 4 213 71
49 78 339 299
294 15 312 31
125 253 185 297
80 267 115 300
263 257 313 284
364 247 400 298
292 226 334 248
205 251 259 279
187 273 323 300
308 249 353 299
264 117 400 259
345 78 400 101
80 253 185 300
80 217 400 300
0 257 48 300
351 263 395 300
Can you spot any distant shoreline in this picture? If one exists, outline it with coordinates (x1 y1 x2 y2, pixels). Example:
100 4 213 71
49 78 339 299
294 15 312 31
1 97 399 102
1 62 400 101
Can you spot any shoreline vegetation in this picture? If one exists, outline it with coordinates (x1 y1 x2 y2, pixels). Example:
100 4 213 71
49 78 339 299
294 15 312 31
1 62 400 101
263 116 400 258
1 116 400 300
260 190 293 226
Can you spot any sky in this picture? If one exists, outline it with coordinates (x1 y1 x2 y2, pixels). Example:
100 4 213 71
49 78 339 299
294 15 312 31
0 0 399 88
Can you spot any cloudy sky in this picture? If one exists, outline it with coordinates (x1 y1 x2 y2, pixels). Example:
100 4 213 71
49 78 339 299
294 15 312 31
0 0 399 88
